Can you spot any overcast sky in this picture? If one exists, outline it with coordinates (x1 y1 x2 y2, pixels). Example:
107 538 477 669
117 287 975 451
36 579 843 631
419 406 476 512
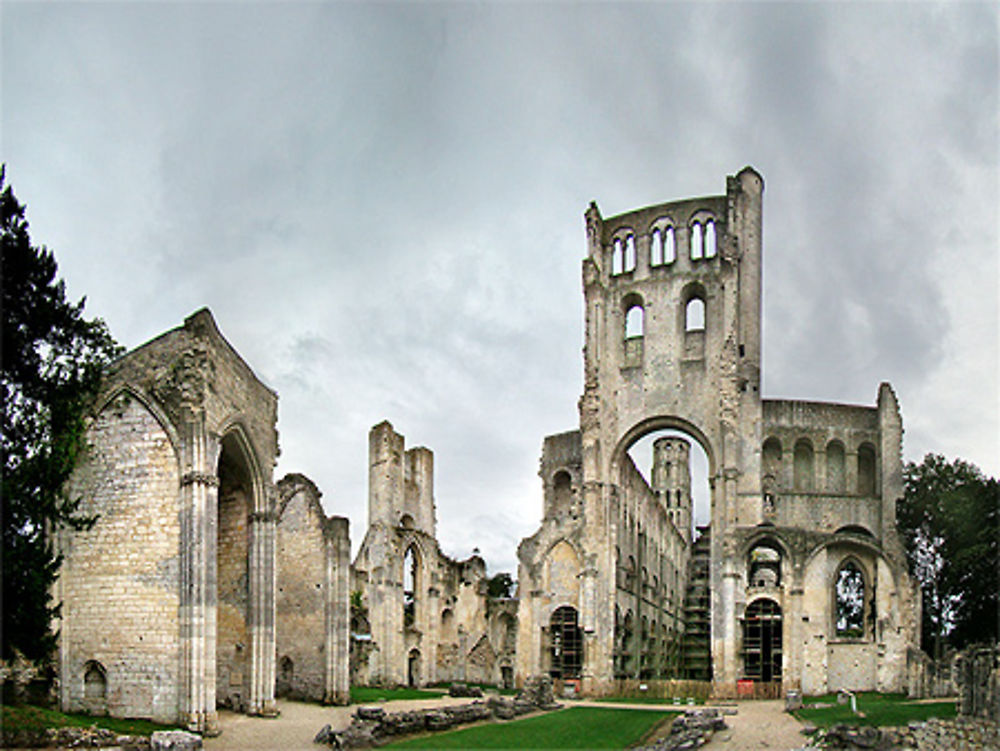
3 2 997 575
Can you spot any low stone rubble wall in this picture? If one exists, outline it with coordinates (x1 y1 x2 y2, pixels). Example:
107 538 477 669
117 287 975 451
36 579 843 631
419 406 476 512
811 717 999 750
632 708 729 751
316 675 562 749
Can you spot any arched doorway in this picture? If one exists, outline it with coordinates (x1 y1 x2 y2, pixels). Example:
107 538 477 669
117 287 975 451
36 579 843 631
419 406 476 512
742 599 782 683
216 431 254 711
407 649 421 687
549 606 582 679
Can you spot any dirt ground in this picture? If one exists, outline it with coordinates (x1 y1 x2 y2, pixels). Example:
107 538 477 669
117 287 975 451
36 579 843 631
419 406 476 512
203 696 813 751
700 700 815 750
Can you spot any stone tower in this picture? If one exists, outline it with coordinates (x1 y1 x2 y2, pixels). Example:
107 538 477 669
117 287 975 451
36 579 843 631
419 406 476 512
572 167 765 690
652 437 692 542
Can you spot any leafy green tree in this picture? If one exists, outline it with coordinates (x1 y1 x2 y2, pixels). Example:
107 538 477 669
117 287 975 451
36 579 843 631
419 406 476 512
1 167 121 661
487 572 514 599
898 454 999 655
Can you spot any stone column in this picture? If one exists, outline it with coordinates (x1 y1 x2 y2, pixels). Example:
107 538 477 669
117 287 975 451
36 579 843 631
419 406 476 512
325 517 350 704
247 508 278 716
179 411 220 735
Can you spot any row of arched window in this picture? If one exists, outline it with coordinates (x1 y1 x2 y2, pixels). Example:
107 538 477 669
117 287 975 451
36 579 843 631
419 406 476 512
611 218 718 276
623 294 707 341
762 436 877 496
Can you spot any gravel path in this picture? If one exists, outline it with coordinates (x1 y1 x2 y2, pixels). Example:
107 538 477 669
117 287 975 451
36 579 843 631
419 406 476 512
203 696 478 751
700 700 812 750
203 696 811 751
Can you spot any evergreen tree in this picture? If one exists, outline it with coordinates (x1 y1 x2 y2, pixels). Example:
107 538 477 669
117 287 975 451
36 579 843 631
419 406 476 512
1 167 121 661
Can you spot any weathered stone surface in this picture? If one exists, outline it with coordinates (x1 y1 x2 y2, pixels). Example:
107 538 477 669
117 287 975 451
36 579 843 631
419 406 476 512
634 708 728 750
448 682 484 698
351 421 517 689
150 729 203 750
516 169 919 698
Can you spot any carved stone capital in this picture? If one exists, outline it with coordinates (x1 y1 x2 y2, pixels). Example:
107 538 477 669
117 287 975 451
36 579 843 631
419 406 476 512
181 472 219 487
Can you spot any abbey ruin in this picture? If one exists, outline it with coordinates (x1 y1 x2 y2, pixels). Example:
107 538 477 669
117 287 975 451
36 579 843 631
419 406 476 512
55 167 921 730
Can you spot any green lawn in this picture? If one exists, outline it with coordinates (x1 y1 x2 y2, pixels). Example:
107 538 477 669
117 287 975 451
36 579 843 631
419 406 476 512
793 693 956 728
1 703 179 736
385 706 676 749
350 686 445 704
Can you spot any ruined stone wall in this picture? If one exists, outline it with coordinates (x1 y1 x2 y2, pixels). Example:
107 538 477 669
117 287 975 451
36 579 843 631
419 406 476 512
275 474 352 704
276 477 328 701
517 168 919 698
58 392 181 722
58 309 281 730
613 453 688 679
354 420 514 688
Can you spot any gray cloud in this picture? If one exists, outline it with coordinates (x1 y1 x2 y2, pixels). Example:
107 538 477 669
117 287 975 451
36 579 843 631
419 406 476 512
3 1 996 575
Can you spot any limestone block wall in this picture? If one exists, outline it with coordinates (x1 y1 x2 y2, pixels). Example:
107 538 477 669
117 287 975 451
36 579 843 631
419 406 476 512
275 474 351 704
276 477 328 701
58 392 181 723
58 309 282 730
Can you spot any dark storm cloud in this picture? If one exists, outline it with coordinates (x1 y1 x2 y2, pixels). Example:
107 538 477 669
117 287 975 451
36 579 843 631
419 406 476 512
2 2 996 573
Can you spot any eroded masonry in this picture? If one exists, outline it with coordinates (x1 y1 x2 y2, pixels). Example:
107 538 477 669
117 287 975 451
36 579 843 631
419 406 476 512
56 166 921 729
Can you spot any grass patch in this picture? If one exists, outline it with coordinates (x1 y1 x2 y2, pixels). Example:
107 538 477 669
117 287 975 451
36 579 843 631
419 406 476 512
350 686 444 704
384 706 677 749
596 695 704 706
1 703 178 736
793 693 956 728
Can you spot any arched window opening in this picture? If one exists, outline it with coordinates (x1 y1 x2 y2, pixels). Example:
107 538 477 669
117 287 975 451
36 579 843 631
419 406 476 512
793 440 814 492
84 661 107 701
408 648 421 687
625 305 644 339
685 297 705 332
748 544 782 587
612 238 624 275
650 228 663 266
857 444 877 496
549 606 582 679
742 600 782 683
403 546 418 628
277 656 294 697
690 222 703 260
552 470 573 516
665 227 676 263
624 234 637 272
399 513 415 529
705 220 717 258
835 560 866 638
826 441 846 493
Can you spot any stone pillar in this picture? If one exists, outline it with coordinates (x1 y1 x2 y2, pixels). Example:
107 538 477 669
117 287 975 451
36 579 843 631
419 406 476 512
179 411 220 735
247 509 277 716
325 517 351 704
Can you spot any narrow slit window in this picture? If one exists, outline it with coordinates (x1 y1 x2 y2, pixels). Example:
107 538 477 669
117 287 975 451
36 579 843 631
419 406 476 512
624 234 637 272
690 222 703 260
705 220 717 258
650 229 663 266
612 239 624 275
665 227 676 263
